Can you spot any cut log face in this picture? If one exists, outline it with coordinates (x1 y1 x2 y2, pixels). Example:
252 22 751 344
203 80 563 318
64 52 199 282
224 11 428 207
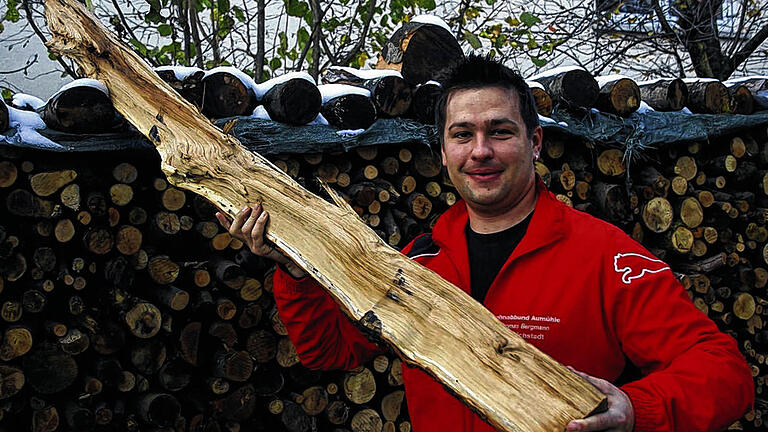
202 71 257 118
726 85 754 115
262 78 322 125
42 85 117 133
376 22 464 86
321 95 377 130
596 77 640 117
530 87 553 117
685 79 730 114
638 78 688 111
43 2 607 431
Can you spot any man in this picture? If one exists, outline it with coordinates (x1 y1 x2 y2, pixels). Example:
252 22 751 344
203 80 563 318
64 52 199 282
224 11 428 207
217 54 753 431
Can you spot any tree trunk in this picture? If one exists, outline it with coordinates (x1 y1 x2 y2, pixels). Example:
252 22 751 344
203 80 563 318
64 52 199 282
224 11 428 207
42 2 607 431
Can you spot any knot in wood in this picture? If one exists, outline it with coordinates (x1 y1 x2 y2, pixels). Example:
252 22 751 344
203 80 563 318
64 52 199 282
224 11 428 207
359 311 382 337
496 339 521 362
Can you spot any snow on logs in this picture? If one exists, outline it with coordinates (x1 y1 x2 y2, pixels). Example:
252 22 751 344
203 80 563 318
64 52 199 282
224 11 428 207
321 66 413 118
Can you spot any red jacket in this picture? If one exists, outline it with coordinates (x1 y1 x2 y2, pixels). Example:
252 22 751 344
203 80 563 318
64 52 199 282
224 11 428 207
273 181 753 431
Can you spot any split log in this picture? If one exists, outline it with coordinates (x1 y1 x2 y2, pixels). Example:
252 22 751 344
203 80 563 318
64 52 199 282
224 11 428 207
43 3 607 431
528 67 600 109
637 78 688 111
201 69 257 118
260 75 322 125
595 76 640 116
683 79 730 114
41 79 118 133
376 20 464 86
526 80 553 117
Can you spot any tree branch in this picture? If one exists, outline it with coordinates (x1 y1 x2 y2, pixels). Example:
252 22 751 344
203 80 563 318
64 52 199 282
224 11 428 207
730 23 768 73
336 0 376 65
21 0 77 78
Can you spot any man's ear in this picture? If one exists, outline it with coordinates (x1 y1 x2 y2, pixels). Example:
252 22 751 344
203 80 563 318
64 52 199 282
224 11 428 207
440 141 448 167
531 125 543 160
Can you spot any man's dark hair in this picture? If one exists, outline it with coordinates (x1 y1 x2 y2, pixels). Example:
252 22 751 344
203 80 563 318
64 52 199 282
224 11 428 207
435 53 539 140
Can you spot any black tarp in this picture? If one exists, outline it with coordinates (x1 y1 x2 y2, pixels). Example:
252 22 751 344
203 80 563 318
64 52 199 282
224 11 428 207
3 110 768 156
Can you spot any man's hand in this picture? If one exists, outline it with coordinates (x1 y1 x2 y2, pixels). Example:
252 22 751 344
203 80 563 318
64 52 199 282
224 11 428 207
215 204 307 279
566 368 634 432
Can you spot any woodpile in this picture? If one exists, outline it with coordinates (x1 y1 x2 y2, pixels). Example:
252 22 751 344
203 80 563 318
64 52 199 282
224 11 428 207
0 148 421 432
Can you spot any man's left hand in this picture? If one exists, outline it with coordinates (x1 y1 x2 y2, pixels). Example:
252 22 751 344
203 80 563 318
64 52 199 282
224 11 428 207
566 368 635 432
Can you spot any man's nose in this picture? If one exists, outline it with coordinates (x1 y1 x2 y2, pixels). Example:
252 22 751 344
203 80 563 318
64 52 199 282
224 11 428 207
470 134 493 160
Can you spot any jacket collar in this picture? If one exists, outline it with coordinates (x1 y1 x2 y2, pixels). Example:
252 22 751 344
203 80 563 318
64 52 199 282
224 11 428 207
431 179 566 288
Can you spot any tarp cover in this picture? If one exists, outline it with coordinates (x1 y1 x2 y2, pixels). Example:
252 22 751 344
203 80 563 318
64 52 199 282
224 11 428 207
2 110 768 156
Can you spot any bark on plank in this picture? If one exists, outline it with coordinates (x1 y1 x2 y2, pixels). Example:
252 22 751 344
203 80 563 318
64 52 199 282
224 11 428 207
43 2 606 430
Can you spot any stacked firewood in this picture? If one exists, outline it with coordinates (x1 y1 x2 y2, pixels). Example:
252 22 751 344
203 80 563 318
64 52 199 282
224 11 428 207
535 127 768 430
0 146 436 432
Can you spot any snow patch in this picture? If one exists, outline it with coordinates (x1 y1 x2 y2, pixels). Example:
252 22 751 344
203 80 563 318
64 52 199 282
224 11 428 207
50 78 109 101
525 80 545 90
537 114 567 127
528 66 586 81
336 129 365 137
205 66 260 96
254 71 316 99
250 105 272 120
317 84 370 104
1 106 62 149
411 15 452 34
595 74 630 86
724 75 768 85
680 107 693 115
155 65 204 81
326 66 401 80
636 101 656 114
422 80 442 87
682 77 719 84
12 93 45 111
9 105 46 129
308 113 329 125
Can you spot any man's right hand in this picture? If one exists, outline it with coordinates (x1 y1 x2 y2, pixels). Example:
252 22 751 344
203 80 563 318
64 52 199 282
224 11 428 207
215 204 307 279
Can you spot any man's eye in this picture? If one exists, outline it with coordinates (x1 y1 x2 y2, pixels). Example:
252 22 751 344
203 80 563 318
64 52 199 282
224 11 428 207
491 129 513 136
454 131 471 139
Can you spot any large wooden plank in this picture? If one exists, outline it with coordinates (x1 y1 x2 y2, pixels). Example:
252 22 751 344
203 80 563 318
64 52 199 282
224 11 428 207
43 1 606 430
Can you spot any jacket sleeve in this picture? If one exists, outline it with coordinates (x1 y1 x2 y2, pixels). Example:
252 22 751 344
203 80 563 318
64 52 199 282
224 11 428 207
606 241 754 431
272 266 385 370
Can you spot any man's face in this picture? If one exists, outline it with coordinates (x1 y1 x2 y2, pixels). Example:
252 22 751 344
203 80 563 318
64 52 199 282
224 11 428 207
441 86 542 215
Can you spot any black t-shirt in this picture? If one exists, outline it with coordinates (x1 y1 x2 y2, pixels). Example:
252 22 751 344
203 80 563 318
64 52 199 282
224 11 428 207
465 213 533 303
